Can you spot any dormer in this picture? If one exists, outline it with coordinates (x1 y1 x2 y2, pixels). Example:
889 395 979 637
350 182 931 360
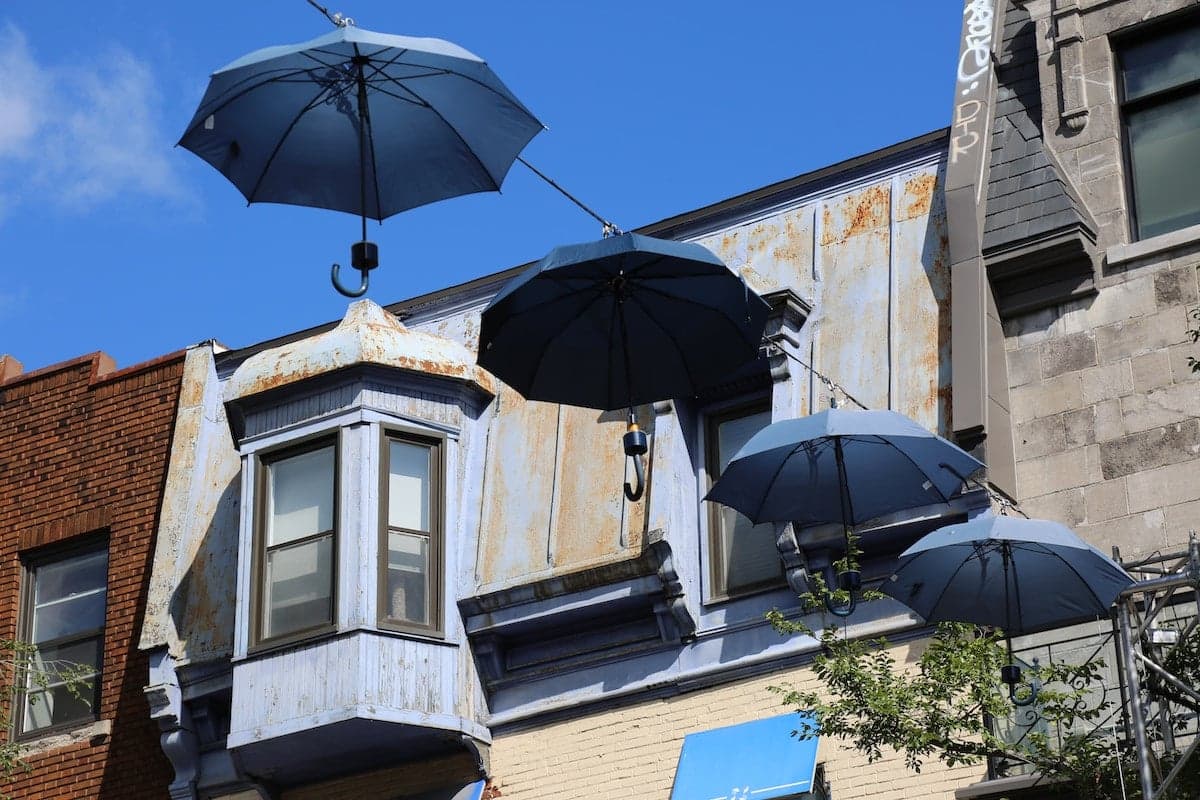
219 300 495 785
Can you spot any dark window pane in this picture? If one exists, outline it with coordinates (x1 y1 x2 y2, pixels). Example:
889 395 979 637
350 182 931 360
712 408 782 595
32 590 106 644
29 638 102 687
33 550 107 605
385 531 429 625
23 683 97 733
1122 25 1200 101
264 534 333 638
1128 92 1200 239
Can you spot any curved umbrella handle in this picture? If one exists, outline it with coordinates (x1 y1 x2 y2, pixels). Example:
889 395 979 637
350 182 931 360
624 452 645 502
332 240 380 298
623 425 648 502
331 262 370 297
824 592 857 617
824 568 861 617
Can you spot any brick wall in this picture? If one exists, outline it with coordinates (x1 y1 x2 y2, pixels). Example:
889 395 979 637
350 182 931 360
0 351 184 799
488 640 982 800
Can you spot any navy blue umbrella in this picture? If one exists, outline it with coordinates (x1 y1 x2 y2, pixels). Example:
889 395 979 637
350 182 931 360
478 232 770 500
881 514 1134 703
881 514 1134 635
704 408 983 527
180 24 541 296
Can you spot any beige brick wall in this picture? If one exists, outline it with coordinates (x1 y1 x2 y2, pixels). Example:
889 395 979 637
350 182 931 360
1004 255 1200 559
488 641 984 800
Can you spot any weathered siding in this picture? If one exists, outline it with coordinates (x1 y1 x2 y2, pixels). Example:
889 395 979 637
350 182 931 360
228 632 488 746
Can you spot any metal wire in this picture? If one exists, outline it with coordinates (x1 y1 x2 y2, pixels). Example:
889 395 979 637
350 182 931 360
517 157 620 236
305 0 351 27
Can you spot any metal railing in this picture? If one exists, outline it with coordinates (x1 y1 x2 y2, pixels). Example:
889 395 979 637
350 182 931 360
985 540 1200 799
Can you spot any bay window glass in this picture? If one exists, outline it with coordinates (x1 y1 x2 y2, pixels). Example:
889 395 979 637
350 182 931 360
706 402 783 599
20 545 107 735
259 442 336 642
381 434 441 632
1119 21 1200 240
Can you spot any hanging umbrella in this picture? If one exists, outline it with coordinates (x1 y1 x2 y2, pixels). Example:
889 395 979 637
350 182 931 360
704 408 983 527
478 232 770 500
179 22 542 296
881 514 1134 635
703 407 982 616
880 514 1135 702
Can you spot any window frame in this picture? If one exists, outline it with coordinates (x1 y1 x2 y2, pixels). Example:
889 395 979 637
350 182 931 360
251 432 340 650
1114 14 1200 242
377 427 445 637
15 534 108 740
703 397 785 602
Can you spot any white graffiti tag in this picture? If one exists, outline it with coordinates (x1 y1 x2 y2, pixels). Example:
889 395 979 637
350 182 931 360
950 98 984 164
957 0 994 91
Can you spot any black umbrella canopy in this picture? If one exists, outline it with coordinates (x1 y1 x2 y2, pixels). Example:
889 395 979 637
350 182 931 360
477 233 770 411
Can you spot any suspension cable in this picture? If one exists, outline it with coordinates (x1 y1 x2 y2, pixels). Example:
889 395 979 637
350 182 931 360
518 157 621 236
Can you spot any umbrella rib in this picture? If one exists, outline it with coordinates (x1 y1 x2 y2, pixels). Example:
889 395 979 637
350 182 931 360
188 66 321 124
357 46 431 106
373 78 502 189
623 290 702 398
747 440 812 524
1009 542 1112 611
246 82 342 206
633 279 761 352
864 434 958 505
917 548 979 625
520 286 613 404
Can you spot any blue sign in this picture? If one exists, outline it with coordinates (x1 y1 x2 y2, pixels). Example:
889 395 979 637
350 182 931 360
670 713 819 800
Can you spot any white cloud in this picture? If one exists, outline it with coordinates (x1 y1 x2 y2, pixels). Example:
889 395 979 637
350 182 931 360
0 24 186 215
0 26 40 158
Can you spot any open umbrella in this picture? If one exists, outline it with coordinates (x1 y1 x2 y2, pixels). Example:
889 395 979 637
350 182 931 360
881 514 1134 635
704 407 982 615
704 408 983 527
180 21 542 296
880 514 1135 701
478 232 770 500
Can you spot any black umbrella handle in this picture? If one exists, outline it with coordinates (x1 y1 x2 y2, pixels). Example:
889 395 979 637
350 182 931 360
624 452 645 502
331 241 379 298
623 426 648 502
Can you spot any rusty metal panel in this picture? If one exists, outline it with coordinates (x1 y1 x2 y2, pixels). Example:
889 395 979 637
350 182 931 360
139 344 240 663
476 387 559 588
549 406 630 567
696 207 817 301
817 184 893 411
225 299 494 403
893 167 953 434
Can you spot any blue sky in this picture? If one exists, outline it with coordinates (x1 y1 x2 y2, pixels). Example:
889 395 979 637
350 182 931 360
0 1 964 373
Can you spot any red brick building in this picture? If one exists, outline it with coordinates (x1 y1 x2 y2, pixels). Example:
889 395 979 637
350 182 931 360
0 350 183 799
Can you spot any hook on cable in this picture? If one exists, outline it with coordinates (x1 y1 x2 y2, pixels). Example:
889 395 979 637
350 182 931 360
332 240 378 298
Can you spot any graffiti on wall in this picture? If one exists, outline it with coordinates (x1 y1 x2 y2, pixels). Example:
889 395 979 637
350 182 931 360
950 0 994 165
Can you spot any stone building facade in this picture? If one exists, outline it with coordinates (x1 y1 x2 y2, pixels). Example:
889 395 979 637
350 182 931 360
987 0 1200 561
